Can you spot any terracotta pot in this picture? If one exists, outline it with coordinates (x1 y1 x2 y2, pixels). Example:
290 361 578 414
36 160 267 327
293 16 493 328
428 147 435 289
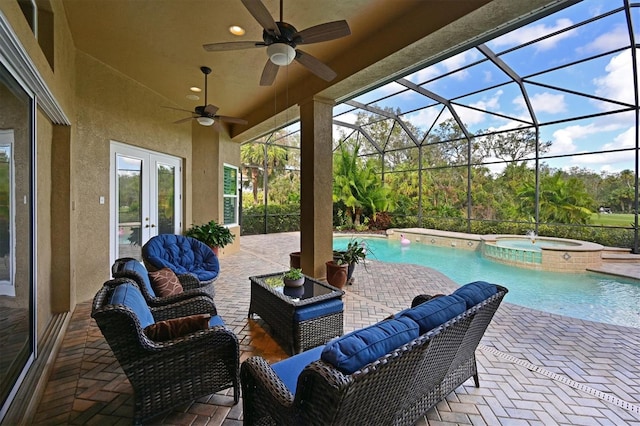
325 261 348 289
209 245 220 256
289 251 301 269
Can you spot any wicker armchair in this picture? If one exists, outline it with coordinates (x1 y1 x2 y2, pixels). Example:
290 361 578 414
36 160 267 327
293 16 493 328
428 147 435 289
92 279 239 424
142 235 218 297
112 257 217 308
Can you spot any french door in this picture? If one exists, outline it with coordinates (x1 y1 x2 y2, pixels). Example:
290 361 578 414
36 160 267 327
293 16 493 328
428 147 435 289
110 142 182 263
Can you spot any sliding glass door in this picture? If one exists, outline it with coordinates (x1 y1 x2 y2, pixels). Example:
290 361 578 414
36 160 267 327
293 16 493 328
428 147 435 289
0 61 35 420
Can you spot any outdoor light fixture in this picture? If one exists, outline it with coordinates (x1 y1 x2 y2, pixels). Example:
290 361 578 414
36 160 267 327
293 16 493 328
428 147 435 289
267 43 295 66
196 116 215 126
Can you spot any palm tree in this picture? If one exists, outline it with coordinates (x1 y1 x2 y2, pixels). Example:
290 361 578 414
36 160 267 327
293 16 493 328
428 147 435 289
241 143 289 203
333 143 392 226
518 171 593 224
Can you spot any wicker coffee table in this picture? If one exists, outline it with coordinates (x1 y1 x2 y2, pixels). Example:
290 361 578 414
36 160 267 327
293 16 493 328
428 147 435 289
249 272 344 355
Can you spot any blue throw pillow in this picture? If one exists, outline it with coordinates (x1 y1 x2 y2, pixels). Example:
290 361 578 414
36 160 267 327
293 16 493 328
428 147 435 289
398 294 466 334
321 316 419 374
453 281 498 309
109 282 155 328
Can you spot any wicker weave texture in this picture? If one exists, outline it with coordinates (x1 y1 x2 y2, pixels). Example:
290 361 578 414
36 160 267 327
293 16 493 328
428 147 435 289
241 285 507 425
92 280 239 424
248 274 344 355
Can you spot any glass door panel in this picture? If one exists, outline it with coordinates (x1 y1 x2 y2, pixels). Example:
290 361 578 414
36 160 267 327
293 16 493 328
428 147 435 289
116 155 144 260
155 162 177 235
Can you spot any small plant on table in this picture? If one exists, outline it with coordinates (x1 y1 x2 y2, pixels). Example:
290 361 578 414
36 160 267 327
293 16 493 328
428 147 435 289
283 268 304 288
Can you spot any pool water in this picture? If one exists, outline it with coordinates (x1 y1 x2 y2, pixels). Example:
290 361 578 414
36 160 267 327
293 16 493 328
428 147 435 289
334 237 640 329
495 239 574 251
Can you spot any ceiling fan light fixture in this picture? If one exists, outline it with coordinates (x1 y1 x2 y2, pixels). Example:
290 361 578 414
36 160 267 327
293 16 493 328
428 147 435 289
267 43 295 66
196 116 215 126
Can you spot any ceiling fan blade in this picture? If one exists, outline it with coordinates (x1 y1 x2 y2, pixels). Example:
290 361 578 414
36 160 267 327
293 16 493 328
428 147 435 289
216 116 248 125
173 117 194 124
204 104 219 116
203 41 264 52
241 0 280 36
295 49 337 82
296 20 351 44
260 60 279 86
162 106 194 114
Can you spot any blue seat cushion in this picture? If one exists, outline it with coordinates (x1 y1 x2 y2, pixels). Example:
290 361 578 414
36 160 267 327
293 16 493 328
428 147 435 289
113 258 156 298
109 283 155 328
294 299 343 322
272 345 324 394
397 294 466 334
453 281 498 309
321 316 419 375
143 234 219 282
209 315 225 327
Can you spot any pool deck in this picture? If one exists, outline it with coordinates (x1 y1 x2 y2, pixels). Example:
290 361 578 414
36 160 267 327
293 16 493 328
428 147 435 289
30 232 640 425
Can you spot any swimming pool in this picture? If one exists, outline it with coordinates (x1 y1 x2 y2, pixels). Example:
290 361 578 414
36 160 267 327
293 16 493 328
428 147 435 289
334 237 640 329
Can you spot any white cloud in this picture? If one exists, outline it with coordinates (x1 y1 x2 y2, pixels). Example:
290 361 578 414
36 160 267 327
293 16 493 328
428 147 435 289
455 90 504 126
593 50 638 108
513 92 567 114
549 122 625 156
333 111 358 125
602 126 635 150
411 107 450 131
491 18 577 52
553 125 636 173
579 24 628 54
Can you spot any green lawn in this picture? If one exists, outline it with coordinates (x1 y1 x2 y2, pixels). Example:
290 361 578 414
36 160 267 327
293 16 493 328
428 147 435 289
590 213 635 226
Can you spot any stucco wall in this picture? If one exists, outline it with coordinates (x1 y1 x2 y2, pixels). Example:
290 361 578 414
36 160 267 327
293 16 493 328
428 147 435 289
36 110 53 336
72 52 193 303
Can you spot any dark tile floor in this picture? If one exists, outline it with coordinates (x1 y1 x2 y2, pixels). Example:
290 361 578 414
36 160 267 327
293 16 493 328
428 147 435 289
32 232 640 425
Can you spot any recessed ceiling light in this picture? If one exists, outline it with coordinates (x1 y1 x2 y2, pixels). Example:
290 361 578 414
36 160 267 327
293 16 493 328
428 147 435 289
190 87 202 93
186 94 200 101
229 25 245 36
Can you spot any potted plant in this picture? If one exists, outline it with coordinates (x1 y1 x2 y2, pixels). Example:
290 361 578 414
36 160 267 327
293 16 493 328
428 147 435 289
325 258 348 289
282 267 304 288
185 220 235 256
334 238 367 285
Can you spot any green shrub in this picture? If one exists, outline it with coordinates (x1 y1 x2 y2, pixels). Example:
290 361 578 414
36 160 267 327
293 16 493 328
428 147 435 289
241 203 300 235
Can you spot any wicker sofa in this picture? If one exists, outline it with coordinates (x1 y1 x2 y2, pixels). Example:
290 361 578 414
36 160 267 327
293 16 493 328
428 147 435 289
241 281 508 426
92 278 239 424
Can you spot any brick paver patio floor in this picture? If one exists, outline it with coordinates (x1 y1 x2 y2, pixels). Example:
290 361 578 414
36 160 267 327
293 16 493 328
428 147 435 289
32 232 640 425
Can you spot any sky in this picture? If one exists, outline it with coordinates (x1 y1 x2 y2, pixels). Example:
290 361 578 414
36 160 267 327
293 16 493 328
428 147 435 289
329 0 639 176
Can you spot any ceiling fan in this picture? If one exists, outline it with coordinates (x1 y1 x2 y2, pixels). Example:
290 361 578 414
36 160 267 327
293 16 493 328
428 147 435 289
203 0 351 86
163 66 248 128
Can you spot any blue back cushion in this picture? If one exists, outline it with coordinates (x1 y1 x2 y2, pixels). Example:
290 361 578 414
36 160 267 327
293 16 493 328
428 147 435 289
116 258 156 298
398 295 466 334
272 345 325 394
453 281 498 309
143 235 220 282
109 283 155 328
321 316 419 374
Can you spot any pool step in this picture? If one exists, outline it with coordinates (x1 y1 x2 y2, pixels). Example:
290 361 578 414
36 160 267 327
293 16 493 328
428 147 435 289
601 246 640 263
601 253 640 263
